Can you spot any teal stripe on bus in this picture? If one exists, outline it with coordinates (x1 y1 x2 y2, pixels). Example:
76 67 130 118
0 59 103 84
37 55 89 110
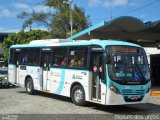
55 69 65 94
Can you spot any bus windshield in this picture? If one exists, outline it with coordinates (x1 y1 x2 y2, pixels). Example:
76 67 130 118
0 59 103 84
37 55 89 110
107 46 150 84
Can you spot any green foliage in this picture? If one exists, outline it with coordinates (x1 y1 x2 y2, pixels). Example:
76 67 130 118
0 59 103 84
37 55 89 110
18 11 49 30
18 0 90 38
1 30 52 63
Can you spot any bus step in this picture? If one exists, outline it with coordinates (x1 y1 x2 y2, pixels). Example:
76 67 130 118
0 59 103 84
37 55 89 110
89 99 101 104
40 90 50 93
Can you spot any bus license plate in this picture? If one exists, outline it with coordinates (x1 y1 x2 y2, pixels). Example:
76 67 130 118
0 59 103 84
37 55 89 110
131 96 138 100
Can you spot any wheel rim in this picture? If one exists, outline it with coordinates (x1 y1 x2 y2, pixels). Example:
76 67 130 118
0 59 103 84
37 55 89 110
27 81 32 92
74 89 83 103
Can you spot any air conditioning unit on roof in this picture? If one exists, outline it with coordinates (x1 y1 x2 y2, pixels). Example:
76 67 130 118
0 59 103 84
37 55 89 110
30 39 73 44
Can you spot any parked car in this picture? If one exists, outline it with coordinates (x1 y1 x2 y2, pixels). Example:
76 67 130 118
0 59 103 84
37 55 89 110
0 67 8 87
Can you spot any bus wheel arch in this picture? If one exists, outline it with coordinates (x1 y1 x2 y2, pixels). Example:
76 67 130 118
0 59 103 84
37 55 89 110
25 75 34 95
70 82 86 106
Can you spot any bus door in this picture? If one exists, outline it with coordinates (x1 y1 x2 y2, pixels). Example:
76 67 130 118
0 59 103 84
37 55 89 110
90 52 103 101
14 49 21 84
41 48 51 91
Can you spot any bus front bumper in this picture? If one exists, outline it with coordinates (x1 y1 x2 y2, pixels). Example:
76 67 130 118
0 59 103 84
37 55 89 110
106 89 150 105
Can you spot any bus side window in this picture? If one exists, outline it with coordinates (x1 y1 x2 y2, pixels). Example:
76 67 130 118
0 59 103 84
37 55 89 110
11 49 21 66
20 48 29 65
52 47 68 67
9 48 14 64
68 47 88 68
28 48 40 65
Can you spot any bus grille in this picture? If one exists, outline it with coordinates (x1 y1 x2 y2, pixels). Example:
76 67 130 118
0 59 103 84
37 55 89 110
135 90 145 94
122 89 133 94
122 89 145 95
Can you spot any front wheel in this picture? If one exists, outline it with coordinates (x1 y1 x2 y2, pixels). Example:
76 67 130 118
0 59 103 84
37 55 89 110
71 85 86 106
26 78 34 95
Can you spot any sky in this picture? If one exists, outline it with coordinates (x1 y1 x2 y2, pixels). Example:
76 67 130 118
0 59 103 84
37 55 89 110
0 0 160 33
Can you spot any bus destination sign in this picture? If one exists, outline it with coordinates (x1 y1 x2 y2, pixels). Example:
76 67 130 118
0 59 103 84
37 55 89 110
111 47 137 53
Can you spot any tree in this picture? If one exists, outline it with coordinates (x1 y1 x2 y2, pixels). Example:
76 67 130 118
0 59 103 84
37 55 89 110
18 0 90 38
1 30 52 63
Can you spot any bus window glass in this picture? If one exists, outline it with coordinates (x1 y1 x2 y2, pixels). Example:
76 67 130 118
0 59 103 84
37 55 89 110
69 47 88 68
107 46 150 83
52 47 68 67
28 48 40 65
9 48 14 64
21 48 29 64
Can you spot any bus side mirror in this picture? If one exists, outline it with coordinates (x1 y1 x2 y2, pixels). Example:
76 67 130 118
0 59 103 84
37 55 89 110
106 54 110 64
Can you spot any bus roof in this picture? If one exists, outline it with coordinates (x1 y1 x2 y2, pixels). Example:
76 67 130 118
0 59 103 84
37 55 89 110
10 39 141 49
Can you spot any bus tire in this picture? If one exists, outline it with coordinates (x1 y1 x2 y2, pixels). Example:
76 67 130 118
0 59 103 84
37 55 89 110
26 78 34 95
71 85 86 106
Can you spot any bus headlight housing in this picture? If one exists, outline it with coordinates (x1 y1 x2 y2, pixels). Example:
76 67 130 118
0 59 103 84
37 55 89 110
4 77 7 80
110 84 121 94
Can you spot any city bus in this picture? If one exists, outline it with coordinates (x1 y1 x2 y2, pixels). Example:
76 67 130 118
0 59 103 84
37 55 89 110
8 39 151 106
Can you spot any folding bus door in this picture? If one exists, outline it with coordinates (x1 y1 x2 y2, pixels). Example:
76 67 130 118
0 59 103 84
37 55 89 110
14 50 21 84
41 48 52 91
90 52 103 101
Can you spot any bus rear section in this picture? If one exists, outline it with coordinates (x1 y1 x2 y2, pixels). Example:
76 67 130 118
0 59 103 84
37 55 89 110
8 48 42 89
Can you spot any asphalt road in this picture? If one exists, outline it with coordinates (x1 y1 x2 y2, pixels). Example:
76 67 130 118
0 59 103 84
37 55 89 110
0 86 160 120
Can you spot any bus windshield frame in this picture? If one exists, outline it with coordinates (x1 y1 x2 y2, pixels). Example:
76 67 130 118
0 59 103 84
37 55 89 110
106 45 150 85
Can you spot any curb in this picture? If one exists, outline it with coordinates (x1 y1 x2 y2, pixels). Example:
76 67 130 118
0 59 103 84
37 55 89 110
151 91 160 96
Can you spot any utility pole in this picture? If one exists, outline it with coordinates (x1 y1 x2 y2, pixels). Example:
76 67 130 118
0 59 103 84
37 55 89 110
69 0 73 36
63 0 73 36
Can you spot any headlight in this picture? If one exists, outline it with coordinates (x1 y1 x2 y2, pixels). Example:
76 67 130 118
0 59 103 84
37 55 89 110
110 84 121 94
4 77 7 80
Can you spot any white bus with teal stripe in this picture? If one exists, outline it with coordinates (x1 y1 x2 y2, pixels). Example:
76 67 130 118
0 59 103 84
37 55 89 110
8 39 151 106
